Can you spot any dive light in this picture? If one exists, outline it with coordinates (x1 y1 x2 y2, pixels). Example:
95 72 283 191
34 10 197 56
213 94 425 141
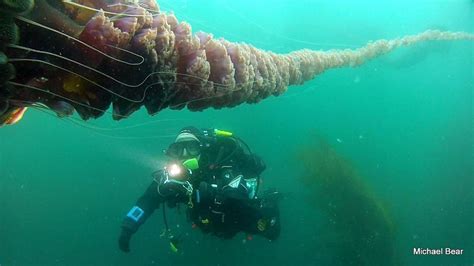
164 158 199 181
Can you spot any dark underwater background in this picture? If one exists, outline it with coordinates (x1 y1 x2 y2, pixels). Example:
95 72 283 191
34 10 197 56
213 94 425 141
0 0 472 265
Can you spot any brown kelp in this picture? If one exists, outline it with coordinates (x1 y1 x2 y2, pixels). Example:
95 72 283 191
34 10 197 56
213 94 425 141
0 0 473 125
297 135 396 265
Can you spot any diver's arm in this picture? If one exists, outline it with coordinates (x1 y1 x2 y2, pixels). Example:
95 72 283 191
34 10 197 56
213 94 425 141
121 181 163 232
119 181 163 252
119 167 193 253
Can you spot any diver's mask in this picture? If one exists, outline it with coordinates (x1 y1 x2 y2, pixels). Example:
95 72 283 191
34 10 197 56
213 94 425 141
165 140 201 160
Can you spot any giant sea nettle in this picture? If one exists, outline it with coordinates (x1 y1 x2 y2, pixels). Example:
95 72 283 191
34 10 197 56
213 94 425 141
0 0 473 125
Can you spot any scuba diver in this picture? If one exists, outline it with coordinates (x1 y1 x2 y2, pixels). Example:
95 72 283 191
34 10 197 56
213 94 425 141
118 126 281 253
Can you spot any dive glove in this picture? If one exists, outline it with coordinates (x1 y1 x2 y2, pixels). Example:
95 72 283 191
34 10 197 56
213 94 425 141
118 228 133 253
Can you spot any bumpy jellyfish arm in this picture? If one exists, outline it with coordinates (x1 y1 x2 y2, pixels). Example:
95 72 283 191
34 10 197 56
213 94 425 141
0 0 35 124
145 19 474 111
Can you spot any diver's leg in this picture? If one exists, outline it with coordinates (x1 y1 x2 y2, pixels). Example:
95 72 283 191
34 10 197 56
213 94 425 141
239 196 281 240
256 204 281 240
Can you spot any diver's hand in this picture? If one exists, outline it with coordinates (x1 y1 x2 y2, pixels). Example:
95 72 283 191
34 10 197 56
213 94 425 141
118 229 133 253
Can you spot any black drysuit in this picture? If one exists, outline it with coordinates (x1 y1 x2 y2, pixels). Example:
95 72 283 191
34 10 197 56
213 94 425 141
119 137 280 252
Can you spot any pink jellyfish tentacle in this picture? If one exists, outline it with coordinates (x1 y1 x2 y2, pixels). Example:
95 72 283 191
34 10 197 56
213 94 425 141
75 1 474 118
